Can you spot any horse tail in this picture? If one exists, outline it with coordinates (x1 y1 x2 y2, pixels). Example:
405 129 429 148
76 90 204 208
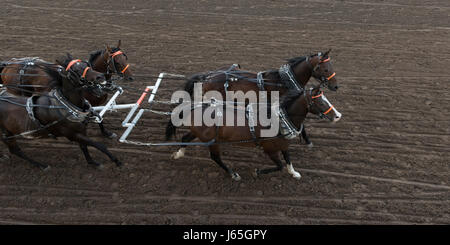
165 119 177 141
184 73 206 96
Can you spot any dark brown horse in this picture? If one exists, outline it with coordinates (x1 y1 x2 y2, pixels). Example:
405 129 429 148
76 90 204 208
171 50 338 147
0 55 104 97
54 53 117 138
87 40 134 138
165 86 341 180
0 64 122 170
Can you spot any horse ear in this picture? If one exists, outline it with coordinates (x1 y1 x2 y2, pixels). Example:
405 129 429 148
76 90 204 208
105 45 112 53
55 56 63 65
117 40 121 49
322 49 331 58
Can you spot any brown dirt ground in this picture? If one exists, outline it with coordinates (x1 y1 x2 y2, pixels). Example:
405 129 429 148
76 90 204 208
0 0 449 224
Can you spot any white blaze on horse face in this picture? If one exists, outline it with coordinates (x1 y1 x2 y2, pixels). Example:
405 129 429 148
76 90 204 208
322 94 342 122
287 164 301 179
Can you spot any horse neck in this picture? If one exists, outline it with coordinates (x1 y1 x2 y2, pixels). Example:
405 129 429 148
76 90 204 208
285 94 308 129
291 60 314 87
91 50 108 74
60 79 85 109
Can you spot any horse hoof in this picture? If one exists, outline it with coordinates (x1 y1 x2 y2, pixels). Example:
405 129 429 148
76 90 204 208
171 152 183 160
232 173 241 181
115 160 123 167
41 165 51 172
307 142 314 148
292 172 302 180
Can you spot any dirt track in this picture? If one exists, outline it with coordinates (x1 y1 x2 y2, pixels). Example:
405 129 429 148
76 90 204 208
0 0 449 224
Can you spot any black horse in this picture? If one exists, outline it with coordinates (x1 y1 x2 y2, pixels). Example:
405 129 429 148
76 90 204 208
0 64 122 170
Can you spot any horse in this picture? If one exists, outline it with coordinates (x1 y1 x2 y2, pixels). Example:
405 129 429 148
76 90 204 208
0 64 122 170
88 40 134 82
87 40 134 138
165 86 342 180
170 50 338 147
0 55 104 97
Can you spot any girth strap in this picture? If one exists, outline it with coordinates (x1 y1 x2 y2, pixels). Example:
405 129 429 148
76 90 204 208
26 96 45 128
246 104 260 146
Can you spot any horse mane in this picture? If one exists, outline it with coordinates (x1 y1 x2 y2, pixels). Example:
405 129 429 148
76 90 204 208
286 56 307 66
40 64 65 88
55 53 77 68
88 50 103 65
88 46 125 65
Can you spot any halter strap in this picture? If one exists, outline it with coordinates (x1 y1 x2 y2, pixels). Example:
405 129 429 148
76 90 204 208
66 59 81 71
121 64 130 74
81 67 90 78
311 91 323 99
111 51 123 58
323 105 334 115
320 58 330 63
327 72 336 80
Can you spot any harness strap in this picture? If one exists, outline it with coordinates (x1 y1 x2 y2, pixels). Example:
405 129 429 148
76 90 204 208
66 59 81 71
246 105 260 146
278 108 303 139
26 96 45 128
256 72 265 91
279 64 303 92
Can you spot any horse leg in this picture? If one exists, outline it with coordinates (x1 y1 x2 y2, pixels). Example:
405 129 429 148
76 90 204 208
171 132 196 159
282 150 301 179
256 151 283 176
72 133 122 167
98 121 117 139
79 143 103 169
208 145 241 181
300 127 313 148
2 138 49 170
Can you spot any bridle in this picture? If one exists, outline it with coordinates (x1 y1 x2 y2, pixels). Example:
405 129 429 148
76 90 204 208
66 59 93 85
305 88 335 120
105 50 130 78
65 59 103 91
310 53 336 88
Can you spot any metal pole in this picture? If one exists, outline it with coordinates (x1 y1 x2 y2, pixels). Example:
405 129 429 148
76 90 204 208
119 73 165 143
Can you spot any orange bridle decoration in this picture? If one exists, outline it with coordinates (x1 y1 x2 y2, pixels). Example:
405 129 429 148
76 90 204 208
318 57 336 81
81 67 90 78
320 58 330 63
121 64 130 73
311 91 334 115
111 50 123 58
66 59 81 71
311 91 323 99
327 72 336 80
110 50 130 73
323 106 334 115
